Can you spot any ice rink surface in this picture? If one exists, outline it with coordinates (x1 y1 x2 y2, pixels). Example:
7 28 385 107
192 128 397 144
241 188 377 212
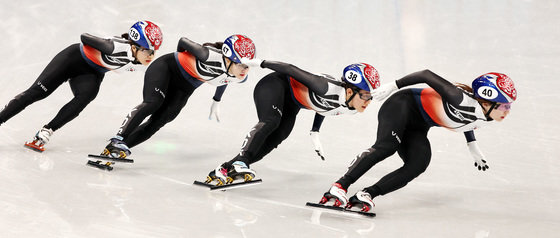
1 0 559 237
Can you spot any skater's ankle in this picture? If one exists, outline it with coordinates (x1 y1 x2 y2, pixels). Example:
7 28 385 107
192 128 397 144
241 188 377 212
364 185 382 198
230 155 251 165
232 160 250 167
335 180 351 191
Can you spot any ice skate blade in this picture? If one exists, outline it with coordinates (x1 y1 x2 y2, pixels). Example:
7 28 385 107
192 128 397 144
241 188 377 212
88 154 134 163
193 179 262 191
306 202 376 217
24 142 45 152
86 160 114 171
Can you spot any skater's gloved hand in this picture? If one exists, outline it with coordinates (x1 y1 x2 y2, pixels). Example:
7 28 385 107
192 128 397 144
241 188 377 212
467 141 489 171
240 58 264 68
209 100 221 122
371 81 398 101
310 131 325 160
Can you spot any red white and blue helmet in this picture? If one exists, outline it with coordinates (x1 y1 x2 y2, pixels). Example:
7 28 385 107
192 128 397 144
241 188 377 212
129 21 163 50
472 72 517 103
342 63 380 92
222 35 256 64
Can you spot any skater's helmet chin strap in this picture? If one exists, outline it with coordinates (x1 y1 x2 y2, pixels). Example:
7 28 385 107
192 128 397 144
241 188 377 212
224 57 235 77
483 102 497 121
345 88 358 110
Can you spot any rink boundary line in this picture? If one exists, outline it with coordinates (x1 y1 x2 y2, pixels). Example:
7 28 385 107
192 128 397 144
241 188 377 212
137 170 373 220
134 170 194 186
136 171 305 210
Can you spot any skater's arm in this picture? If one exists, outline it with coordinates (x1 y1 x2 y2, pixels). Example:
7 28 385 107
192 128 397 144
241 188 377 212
209 85 228 122
311 113 326 132
261 60 335 95
395 69 464 106
464 130 489 171
177 37 210 61
310 113 326 160
213 85 228 102
464 130 476 143
80 33 114 54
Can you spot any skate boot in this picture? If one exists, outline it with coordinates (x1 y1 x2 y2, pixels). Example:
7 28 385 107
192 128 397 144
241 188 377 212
206 163 234 186
228 161 257 182
101 136 131 158
24 127 54 152
319 183 349 207
346 190 375 212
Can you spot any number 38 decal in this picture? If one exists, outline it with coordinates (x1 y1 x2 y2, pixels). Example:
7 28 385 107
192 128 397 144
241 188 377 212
344 70 362 84
129 28 141 41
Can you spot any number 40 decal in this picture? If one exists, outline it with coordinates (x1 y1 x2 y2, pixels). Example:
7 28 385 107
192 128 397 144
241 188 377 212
477 86 498 100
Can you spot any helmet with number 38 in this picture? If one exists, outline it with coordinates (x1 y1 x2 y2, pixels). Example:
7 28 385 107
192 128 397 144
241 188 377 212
472 72 517 103
342 63 380 92
222 35 256 64
129 21 163 50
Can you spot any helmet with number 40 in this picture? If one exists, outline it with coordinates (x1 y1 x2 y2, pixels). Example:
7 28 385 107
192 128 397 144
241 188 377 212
472 72 517 103
129 21 163 50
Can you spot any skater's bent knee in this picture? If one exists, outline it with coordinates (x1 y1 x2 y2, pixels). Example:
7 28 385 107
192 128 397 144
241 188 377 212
260 118 282 129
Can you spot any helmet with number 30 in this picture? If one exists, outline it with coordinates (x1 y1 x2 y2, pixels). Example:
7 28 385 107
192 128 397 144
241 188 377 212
472 72 517 103
129 21 163 50
222 35 256 64
342 63 380 92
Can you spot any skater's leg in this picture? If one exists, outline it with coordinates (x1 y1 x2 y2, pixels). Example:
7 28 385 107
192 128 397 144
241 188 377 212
44 73 103 131
0 45 81 124
363 128 431 197
102 55 173 157
246 101 300 165
116 55 171 139
323 93 414 206
225 73 290 166
208 73 290 184
335 103 408 189
125 86 194 148
335 90 429 190
0 84 55 125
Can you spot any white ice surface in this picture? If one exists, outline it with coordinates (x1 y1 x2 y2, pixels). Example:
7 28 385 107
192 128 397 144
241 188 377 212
1 0 559 237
